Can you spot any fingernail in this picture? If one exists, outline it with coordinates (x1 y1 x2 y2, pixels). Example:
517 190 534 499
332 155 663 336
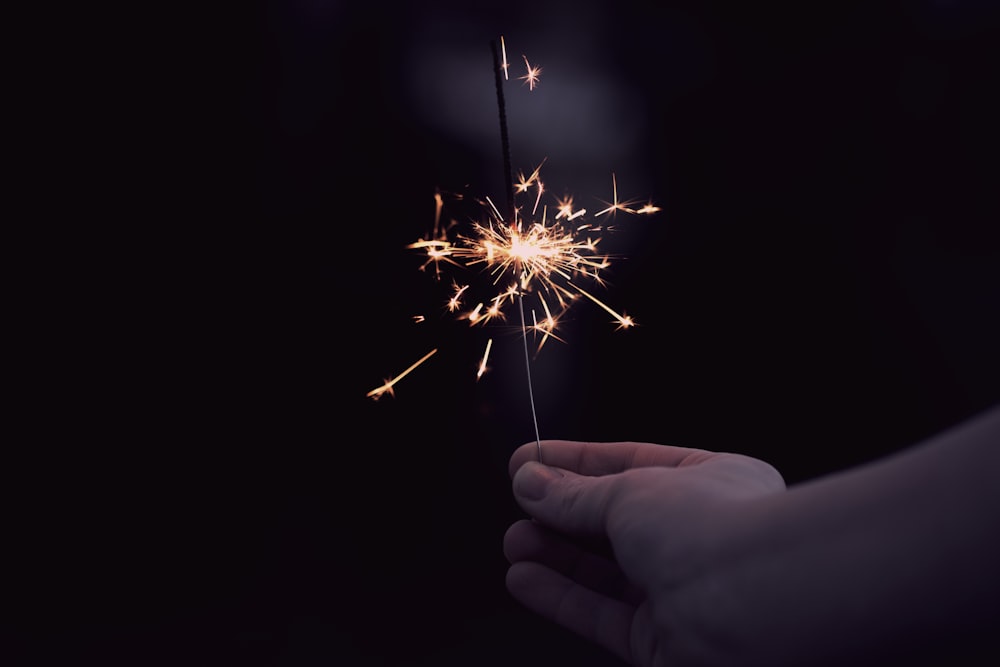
516 462 564 500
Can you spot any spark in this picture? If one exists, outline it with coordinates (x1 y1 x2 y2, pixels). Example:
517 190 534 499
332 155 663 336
574 284 637 330
595 172 647 218
554 194 587 221
530 293 565 352
367 349 439 400
514 159 546 193
500 36 509 80
532 180 544 216
477 338 493 379
634 200 662 215
445 283 469 312
433 191 444 237
519 54 542 90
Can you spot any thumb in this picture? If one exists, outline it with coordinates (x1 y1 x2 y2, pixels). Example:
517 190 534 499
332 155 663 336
512 461 621 536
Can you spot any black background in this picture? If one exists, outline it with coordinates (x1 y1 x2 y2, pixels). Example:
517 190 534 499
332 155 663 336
9 1 999 665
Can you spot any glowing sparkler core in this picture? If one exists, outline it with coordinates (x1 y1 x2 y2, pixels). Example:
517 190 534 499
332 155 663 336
409 167 656 352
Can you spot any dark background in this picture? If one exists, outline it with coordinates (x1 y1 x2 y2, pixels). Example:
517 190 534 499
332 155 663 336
9 1 999 665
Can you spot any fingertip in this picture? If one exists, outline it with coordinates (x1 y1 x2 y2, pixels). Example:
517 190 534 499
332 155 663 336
504 562 523 596
502 519 533 563
508 441 544 478
513 461 567 501
505 560 546 599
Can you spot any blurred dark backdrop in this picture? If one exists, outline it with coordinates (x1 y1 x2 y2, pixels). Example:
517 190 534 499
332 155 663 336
9 1 999 665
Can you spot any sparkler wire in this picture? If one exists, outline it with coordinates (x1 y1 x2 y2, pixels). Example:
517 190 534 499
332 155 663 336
490 39 516 225
518 290 543 459
491 38 542 462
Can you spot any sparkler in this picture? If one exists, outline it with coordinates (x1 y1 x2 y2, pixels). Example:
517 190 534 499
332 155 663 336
367 36 659 459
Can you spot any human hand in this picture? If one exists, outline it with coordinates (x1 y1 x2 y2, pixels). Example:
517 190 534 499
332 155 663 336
504 440 785 666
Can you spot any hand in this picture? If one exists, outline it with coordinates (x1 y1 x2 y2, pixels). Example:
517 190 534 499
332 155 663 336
504 440 785 666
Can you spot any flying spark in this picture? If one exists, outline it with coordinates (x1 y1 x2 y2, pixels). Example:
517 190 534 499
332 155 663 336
367 349 439 400
477 338 494 379
500 36 509 80
519 54 542 90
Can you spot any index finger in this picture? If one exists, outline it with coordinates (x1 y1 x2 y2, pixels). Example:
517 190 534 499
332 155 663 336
508 439 713 479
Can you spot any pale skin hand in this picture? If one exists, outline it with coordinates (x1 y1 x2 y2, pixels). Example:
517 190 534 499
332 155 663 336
504 406 1000 667
504 441 786 666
